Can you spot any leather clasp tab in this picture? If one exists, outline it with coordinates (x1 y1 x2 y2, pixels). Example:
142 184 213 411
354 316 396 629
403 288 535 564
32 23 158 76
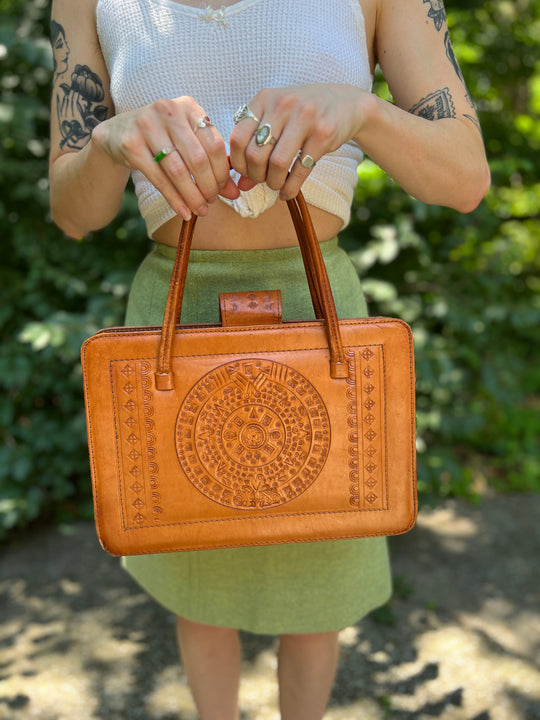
220 290 282 327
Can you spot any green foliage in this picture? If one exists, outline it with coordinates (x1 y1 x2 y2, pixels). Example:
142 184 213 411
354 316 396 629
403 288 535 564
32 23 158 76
1 0 539 535
0 0 149 535
341 0 540 501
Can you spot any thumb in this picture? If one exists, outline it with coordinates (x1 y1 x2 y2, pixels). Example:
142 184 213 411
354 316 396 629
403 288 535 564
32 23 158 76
237 175 258 192
218 175 241 199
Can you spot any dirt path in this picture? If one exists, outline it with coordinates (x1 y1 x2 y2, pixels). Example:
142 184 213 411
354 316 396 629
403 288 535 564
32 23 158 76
1 493 539 720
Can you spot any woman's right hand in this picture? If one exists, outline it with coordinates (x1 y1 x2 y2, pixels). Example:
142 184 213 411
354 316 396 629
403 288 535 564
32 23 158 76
91 96 240 220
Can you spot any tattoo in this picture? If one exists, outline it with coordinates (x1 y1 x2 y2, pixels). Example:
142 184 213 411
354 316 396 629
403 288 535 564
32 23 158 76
422 1 469 96
444 31 464 84
420 2 482 134
423 0 446 31
50 20 70 77
464 113 482 133
444 34 477 113
50 21 108 150
409 88 456 120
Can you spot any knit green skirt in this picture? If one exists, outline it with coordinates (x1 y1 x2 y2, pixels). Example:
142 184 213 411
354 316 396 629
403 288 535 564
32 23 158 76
122 238 392 634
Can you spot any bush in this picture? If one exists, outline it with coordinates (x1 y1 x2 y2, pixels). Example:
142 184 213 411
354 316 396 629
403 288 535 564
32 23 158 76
0 0 149 533
340 0 540 500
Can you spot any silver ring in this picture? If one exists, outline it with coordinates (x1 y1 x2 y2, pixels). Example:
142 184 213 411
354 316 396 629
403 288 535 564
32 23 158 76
153 147 175 163
194 115 213 133
255 123 276 147
299 153 316 170
233 104 260 125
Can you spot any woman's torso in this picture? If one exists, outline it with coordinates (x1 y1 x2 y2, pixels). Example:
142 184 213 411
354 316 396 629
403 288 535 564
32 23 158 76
94 0 379 249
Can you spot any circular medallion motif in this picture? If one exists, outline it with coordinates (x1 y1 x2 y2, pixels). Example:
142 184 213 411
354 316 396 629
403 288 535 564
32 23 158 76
176 359 330 510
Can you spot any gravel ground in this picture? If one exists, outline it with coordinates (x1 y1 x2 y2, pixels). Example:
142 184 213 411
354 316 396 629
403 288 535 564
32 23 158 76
0 492 539 720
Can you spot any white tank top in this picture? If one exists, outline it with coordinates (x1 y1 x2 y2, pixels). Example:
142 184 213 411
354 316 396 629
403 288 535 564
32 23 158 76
96 0 373 236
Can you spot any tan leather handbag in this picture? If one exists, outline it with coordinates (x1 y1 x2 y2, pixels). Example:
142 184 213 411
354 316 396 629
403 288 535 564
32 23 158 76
81 193 417 556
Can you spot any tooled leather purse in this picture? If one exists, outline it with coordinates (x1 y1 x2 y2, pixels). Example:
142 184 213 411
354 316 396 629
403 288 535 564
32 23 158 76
81 192 417 556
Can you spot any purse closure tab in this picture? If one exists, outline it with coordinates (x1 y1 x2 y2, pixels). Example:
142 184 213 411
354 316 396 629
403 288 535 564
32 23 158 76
219 290 282 327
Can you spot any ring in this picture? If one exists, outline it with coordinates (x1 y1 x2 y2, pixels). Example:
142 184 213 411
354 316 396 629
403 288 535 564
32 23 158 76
299 153 316 170
194 115 213 132
233 104 260 125
153 147 174 163
255 123 276 147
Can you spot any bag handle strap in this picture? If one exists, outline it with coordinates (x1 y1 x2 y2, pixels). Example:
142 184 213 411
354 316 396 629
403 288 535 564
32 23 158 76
154 192 348 390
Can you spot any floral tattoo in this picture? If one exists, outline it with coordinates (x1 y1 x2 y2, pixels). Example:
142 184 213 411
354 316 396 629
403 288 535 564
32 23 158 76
50 21 108 150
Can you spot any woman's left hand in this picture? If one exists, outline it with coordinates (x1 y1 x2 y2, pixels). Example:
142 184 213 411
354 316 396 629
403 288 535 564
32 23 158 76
229 84 371 200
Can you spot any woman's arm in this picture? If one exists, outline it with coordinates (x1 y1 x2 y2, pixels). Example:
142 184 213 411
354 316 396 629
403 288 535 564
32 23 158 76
229 0 490 212
355 0 490 211
49 0 238 238
49 0 129 237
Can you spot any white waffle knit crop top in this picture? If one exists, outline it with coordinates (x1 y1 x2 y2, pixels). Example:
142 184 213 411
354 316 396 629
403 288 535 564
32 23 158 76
96 0 373 236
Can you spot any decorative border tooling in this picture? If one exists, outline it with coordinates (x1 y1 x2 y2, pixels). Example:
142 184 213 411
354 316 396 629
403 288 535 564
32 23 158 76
346 346 387 510
113 360 164 529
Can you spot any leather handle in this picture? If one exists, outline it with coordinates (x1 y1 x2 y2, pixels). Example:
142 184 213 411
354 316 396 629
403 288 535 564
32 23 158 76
154 192 348 390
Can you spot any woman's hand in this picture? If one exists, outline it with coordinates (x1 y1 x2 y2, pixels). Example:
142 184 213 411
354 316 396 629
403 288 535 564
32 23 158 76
92 96 240 220
229 84 370 200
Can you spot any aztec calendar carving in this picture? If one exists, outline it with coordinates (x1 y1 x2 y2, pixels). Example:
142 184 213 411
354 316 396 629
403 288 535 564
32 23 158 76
176 359 330 509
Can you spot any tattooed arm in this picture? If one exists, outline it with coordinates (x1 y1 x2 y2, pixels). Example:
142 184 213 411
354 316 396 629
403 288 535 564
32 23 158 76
49 0 131 237
49 0 238 238
353 0 490 212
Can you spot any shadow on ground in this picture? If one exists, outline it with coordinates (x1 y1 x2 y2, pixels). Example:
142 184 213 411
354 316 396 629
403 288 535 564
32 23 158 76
1 493 539 720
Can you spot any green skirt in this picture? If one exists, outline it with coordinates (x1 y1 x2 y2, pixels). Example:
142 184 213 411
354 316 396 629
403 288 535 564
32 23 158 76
123 238 392 634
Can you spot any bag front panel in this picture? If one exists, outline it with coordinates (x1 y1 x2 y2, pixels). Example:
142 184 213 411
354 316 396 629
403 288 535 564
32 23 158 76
82 318 416 555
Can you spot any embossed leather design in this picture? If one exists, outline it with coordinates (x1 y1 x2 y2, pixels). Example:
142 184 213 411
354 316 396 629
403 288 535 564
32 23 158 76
220 290 282 326
81 194 417 556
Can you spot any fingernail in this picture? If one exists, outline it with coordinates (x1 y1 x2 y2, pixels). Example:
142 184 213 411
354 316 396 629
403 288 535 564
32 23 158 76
180 207 192 221
279 191 289 202
196 204 208 216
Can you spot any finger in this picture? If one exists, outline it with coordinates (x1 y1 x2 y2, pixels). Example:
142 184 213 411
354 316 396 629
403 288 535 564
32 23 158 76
229 104 262 176
155 145 211 215
149 145 207 218
168 134 220 206
146 102 219 208
237 176 257 192
136 107 210 216
244 118 282 185
263 122 308 192
191 118 233 198
279 149 318 201
219 175 241 199
154 116 229 215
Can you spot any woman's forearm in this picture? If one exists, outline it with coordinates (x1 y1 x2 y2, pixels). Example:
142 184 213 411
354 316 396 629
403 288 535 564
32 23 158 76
355 93 490 213
49 135 131 238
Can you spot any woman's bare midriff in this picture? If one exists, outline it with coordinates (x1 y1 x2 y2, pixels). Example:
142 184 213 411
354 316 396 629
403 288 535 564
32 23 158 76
152 199 344 250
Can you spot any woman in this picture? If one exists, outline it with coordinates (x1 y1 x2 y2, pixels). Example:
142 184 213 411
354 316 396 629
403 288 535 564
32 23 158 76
49 1 490 718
